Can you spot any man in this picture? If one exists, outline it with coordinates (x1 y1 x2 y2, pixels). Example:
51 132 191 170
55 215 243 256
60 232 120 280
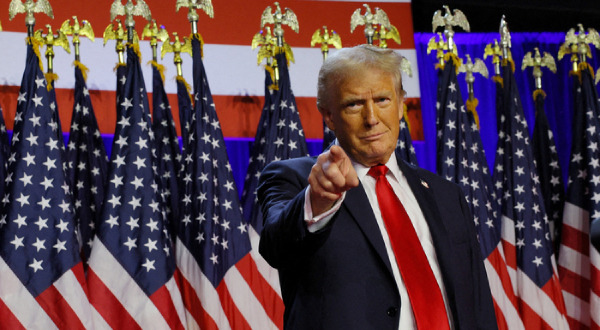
258 45 496 329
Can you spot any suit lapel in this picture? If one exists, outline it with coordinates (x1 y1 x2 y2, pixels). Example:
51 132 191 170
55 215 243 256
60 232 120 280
342 184 394 276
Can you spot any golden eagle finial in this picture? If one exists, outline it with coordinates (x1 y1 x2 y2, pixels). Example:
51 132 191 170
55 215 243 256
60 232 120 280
60 16 94 62
161 32 192 77
432 6 469 54
310 26 342 61
350 4 391 45
175 0 213 35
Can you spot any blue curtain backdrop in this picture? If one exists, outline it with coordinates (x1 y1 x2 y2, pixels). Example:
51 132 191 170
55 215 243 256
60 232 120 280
39 33 598 196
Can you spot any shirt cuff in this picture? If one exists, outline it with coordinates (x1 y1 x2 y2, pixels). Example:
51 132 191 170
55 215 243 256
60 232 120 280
304 186 345 233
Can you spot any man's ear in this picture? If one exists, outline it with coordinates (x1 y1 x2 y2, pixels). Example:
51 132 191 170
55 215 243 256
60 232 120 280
320 106 335 132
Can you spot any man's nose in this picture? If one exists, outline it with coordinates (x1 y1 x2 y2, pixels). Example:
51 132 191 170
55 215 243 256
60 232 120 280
363 101 379 126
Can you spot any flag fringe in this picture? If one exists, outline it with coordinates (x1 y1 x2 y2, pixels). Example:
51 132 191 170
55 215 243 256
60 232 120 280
191 33 204 58
150 60 166 83
27 36 44 72
532 89 546 100
176 75 193 100
443 53 462 74
73 61 90 82
44 72 58 91
466 98 481 129
493 75 504 87
502 58 516 73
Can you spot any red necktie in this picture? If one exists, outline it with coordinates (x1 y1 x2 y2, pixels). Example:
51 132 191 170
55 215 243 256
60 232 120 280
368 165 450 329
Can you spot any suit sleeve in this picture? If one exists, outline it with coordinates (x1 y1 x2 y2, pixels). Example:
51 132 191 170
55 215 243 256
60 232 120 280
257 158 333 269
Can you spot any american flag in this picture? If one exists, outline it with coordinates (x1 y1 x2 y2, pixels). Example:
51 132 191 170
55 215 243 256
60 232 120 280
493 61 568 329
175 36 281 329
437 56 523 329
531 91 564 253
241 69 276 231
0 104 9 199
151 62 182 239
557 65 600 329
176 76 192 155
86 46 186 329
0 43 93 328
66 62 109 263
396 112 418 165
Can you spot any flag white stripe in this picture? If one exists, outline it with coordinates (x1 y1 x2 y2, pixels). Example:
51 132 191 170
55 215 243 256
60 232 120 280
88 238 170 329
558 244 591 279
483 258 525 329
225 265 279 329
0 32 420 99
0 256 57 329
53 269 93 329
90 305 111 330
184 309 201 330
562 289 590 327
164 275 188 327
249 227 282 297
501 215 516 246
562 202 590 232
176 238 231 330
517 269 569 329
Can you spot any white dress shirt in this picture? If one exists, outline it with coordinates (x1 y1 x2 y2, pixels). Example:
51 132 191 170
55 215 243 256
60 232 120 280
304 155 454 329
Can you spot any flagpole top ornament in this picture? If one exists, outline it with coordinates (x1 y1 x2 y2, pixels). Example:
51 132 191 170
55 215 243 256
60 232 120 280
310 26 342 61
175 0 213 35
483 39 502 76
110 0 151 43
375 24 401 49
558 24 600 73
161 32 192 77
499 15 511 60
522 47 556 90
34 24 70 75
350 4 390 45
261 2 299 47
432 5 469 54
459 54 488 87
142 19 168 62
9 0 54 36
60 16 94 62
103 19 132 64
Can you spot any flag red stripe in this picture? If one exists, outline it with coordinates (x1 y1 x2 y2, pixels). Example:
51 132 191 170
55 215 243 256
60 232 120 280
0 86 423 140
149 284 185 330
216 280 252 330
487 248 518 306
87 268 142 330
558 265 591 300
235 254 284 329
72 263 90 298
0 298 25 330
36 284 85 330
517 297 554 330
566 314 585 330
560 224 590 255
502 239 517 270
492 299 509 330
542 275 569 316
174 270 219 330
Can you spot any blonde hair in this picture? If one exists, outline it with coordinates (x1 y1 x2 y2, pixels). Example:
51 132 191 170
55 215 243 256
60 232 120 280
316 44 406 110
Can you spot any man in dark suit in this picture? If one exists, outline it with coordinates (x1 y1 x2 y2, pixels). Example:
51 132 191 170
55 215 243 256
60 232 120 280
258 45 497 329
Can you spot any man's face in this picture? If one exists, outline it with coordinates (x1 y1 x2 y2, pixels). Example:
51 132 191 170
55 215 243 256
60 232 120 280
322 68 403 167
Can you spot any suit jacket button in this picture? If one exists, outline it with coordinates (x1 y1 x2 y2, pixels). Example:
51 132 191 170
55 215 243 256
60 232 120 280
386 307 398 317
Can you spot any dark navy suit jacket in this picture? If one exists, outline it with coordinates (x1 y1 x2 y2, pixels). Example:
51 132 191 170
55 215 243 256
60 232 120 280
258 153 497 329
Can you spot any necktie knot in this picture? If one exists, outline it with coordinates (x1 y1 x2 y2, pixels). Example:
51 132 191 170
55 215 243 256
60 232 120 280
368 164 388 179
